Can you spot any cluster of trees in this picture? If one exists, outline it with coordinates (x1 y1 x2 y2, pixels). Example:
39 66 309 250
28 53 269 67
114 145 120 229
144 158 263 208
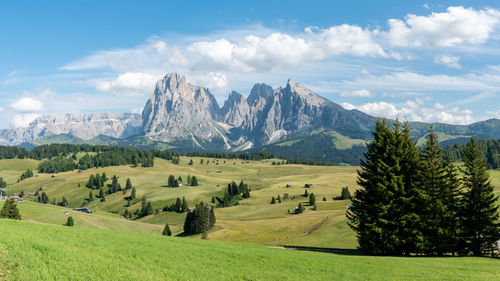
0 144 177 162
167 175 198 187
279 157 333 166
19 169 34 181
214 180 250 208
444 139 500 170
162 197 189 213
0 198 21 219
334 187 351 200
21 144 179 173
124 196 154 219
38 157 76 173
85 173 108 189
347 121 500 257
183 202 216 235
185 151 274 161
34 190 68 207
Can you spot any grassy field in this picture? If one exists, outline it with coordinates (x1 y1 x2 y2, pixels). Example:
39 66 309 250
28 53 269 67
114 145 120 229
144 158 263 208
0 201 163 235
1 219 499 281
3 157 500 250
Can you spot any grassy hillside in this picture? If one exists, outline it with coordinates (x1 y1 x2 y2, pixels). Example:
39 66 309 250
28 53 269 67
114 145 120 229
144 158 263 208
0 201 163 234
3 158 499 250
1 219 499 281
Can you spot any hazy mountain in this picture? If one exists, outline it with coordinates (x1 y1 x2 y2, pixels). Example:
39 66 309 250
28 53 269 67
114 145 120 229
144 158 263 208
0 112 141 145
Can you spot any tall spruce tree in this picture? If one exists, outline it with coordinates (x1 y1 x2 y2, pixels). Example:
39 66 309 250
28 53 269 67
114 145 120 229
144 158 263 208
163 223 172 236
460 138 500 256
420 128 461 255
347 120 424 255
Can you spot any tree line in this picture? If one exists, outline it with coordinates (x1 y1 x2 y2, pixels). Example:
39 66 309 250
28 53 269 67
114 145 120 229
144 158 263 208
185 151 274 160
444 138 500 169
347 121 499 257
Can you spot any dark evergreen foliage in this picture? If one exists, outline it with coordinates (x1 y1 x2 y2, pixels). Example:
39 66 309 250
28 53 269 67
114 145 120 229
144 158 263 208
185 151 274 161
460 138 500 256
65 216 74 226
163 223 172 236
444 139 500 169
0 198 21 219
183 202 215 235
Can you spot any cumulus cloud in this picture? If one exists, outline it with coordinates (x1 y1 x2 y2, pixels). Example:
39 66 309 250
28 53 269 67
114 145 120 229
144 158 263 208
433 54 461 68
340 89 374 98
9 97 43 113
96 72 160 96
386 6 500 47
11 113 40 128
342 99 475 125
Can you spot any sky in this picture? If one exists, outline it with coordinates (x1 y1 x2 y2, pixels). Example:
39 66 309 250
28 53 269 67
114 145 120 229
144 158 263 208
1 0 500 128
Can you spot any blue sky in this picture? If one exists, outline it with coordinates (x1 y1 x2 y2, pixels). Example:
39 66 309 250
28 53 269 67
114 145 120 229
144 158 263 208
1 0 500 128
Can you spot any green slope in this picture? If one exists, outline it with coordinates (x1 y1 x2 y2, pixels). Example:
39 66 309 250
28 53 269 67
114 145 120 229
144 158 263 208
1 219 499 281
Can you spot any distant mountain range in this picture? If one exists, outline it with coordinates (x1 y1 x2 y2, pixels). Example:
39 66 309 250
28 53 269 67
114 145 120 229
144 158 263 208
3 72 500 164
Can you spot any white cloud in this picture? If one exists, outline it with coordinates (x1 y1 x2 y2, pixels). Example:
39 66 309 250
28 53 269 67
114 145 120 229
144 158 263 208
9 97 43 113
342 99 476 125
340 89 374 98
96 72 160 96
434 54 461 68
11 113 40 128
386 6 500 47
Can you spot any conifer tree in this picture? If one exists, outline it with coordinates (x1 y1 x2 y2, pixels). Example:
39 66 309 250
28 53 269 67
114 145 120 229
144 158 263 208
187 174 192 185
271 197 276 204
88 191 94 202
420 128 460 255
0 198 21 219
163 223 172 236
189 159 193 165
125 178 132 190
130 187 136 200
177 176 183 185
309 193 316 206
175 197 182 213
182 197 188 212
65 216 74 226
191 176 199 186
461 138 500 256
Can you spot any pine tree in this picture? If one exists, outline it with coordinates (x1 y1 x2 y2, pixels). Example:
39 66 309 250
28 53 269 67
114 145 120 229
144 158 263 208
211 196 216 204
65 216 74 226
182 197 188 212
271 197 276 204
303 189 308 197
200 159 204 164
309 193 316 206
0 198 21 219
420 128 460 255
189 159 193 165
99 188 105 199
125 178 133 190
175 197 182 213
191 176 199 186
347 120 412 255
177 176 183 185
163 223 172 236
130 187 136 200
461 138 500 256
88 191 94 202
187 174 192 186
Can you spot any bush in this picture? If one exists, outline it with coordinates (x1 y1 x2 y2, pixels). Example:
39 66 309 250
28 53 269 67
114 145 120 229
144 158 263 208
66 216 74 226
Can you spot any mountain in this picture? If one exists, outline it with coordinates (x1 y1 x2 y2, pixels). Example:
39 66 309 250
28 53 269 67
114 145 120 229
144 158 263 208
2 72 500 164
0 112 142 145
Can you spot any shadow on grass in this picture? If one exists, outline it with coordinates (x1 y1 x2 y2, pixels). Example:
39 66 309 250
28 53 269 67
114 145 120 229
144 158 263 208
280 246 364 255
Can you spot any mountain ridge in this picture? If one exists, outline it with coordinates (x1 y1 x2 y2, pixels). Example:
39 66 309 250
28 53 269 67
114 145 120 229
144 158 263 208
1 72 500 162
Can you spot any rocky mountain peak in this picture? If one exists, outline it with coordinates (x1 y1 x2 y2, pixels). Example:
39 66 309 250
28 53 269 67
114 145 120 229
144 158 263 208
247 83 274 106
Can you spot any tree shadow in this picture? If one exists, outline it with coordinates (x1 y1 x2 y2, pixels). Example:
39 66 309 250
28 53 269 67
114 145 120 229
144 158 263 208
280 246 365 255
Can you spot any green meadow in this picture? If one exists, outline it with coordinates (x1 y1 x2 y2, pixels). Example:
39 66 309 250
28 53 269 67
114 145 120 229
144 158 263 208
1 219 499 281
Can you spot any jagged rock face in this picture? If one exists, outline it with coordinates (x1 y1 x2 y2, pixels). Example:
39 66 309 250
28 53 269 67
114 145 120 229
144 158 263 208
237 78 374 144
0 112 142 145
141 73 376 148
141 73 223 142
220 91 249 127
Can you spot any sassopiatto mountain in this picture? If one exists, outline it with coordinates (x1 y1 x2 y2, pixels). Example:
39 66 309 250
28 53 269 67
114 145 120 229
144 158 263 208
3 72 500 164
